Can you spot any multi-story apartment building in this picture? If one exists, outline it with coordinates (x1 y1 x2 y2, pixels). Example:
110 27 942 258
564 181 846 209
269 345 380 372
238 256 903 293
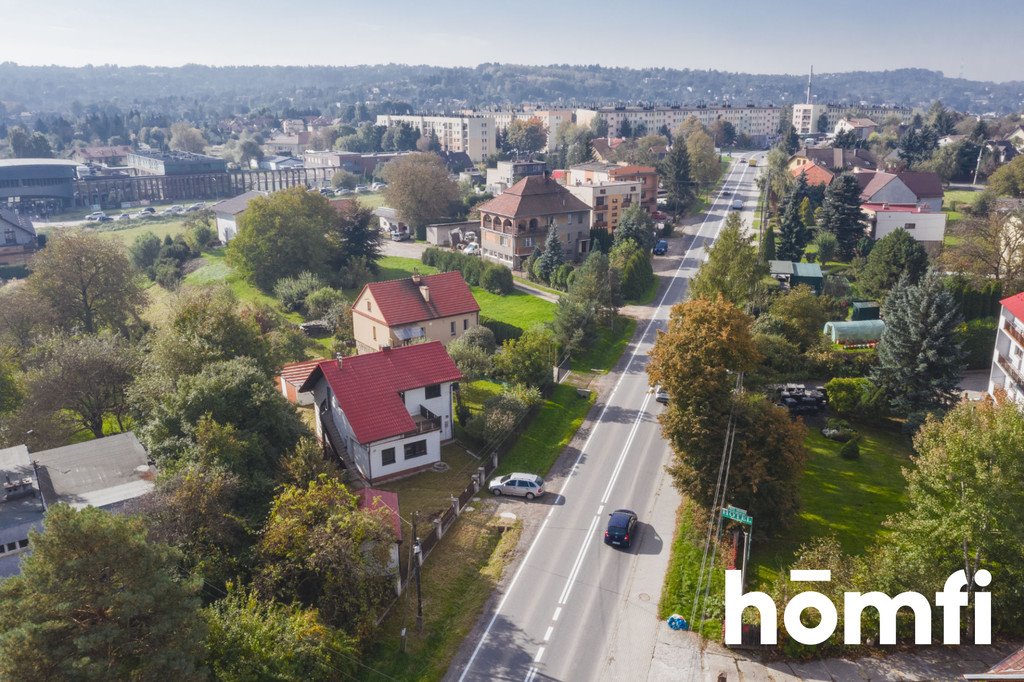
791 103 913 136
479 109 574 151
375 114 495 162
574 105 782 146
567 162 659 216
565 180 640 234
485 160 547 192
476 174 591 269
989 292 1024 405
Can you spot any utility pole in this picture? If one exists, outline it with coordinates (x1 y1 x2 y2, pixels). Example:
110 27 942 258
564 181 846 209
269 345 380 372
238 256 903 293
412 511 424 634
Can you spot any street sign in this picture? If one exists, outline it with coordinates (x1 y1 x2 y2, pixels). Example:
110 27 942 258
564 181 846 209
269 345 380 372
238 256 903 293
721 506 753 526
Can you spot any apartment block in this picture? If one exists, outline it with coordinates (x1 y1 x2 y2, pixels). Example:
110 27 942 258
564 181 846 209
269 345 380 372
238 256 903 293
375 114 496 162
575 105 782 146
791 103 912 136
565 180 640 234
567 162 658 216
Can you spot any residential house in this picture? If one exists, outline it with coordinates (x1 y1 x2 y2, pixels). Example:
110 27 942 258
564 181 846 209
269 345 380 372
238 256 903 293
568 162 658 216
262 132 312 157
985 139 1018 166
211 189 267 243
0 208 37 266
565 180 641 234
833 117 878 141
485 160 547 193
351 271 480 354
862 203 947 254
298 342 462 484
989 292 1024 406
476 174 592 269
1007 126 1024 152
965 645 1024 681
789 162 835 188
854 170 944 212
590 137 627 163
72 145 133 166
278 358 322 406
0 432 155 577
787 148 877 174
436 150 474 173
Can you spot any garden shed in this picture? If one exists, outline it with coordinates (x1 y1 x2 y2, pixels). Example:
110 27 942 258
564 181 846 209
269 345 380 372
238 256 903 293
851 301 880 321
823 319 886 345
769 260 824 293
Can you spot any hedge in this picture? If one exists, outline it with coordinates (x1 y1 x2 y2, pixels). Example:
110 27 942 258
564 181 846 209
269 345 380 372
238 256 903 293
422 247 513 295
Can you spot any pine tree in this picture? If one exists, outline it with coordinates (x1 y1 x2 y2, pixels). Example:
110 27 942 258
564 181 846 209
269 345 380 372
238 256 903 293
536 226 565 282
818 173 866 260
800 196 814 227
761 225 777 261
858 228 929 302
661 141 694 220
776 190 809 261
871 270 965 416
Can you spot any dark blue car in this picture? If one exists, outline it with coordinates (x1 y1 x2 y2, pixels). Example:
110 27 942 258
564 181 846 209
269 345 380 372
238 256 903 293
653 239 668 255
604 509 638 548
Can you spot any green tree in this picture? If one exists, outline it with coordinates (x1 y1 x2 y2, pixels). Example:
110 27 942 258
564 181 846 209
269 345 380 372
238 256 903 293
941 208 1024 290
493 325 557 388
800 196 814 227
871 271 964 416
550 122 594 167
506 117 547 156
227 187 336 290
609 238 653 300
987 156 1024 197
816 113 830 134
553 250 621 352
813 231 839 264
686 129 719 190
767 285 830 351
760 224 777 261
535 226 565 282
661 138 694 219
326 202 383 273
169 121 207 153
858 228 930 302
205 588 358 682
446 336 492 381
776 189 810 261
29 230 146 334
257 476 395 638
818 173 866 259
897 125 939 168
331 170 359 189
0 505 206 681
614 203 656 253
873 399 1024 636
0 285 57 352
381 153 459 239
690 212 767 306
784 125 800 154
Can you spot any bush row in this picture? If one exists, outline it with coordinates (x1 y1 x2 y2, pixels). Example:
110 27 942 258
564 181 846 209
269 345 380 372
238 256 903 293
421 247 513 294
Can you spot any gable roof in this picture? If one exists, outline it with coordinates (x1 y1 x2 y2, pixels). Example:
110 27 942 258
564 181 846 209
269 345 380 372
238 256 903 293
965 645 1024 679
842 117 877 128
358 271 479 327
792 148 876 171
298 342 462 444
32 432 155 510
279 359 323 388
609 164 657 177
211 190 266 217
1001 292 1024 321
790 162 834 187
476 174 590 218
358 487 402 540
896 171 943 198
0 208 35 239
856 170 899 199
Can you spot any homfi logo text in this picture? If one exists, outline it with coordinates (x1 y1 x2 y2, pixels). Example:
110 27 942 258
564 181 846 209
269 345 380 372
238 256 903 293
724 569 992 646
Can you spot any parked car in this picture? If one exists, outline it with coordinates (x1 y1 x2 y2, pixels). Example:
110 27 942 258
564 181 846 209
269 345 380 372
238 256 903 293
84 211 106 221
488 472 545 499
653 239 668 256
463 243 480 255
390 230 410 242
318 187 335 196
604 509 638 548
140 207 156 214
116 213 131 221
96 215 113 223
655 386 669 404
730 199 743 210
186 203 204 211
354 185 370 193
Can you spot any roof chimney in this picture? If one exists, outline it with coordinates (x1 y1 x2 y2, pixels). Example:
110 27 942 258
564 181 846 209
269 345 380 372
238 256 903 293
411 273 422 285
419 284 430 302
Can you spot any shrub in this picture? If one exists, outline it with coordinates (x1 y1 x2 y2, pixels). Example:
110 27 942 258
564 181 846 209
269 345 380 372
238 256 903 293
480 263 513 294
421 247 512 294
551 263 575 291
838 437 860 460
338 256 373 291
465 384 540 444
304 287 347 320
461 325 497 354
957 318 999 370
823 377 878 417
274 272 324 312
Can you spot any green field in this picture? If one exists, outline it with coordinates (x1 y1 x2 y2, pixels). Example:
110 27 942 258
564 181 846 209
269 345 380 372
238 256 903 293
658 500 725 638
570 316 636 373
38 217 190 246
751 421 912 586
471 287 555 334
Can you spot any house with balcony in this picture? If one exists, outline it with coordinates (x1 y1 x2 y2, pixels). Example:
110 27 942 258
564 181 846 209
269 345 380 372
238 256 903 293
298 342 462 484
565 180 640 234
567 162 658 216
351 271 480 354
476 173 592 269
989 293 1024 405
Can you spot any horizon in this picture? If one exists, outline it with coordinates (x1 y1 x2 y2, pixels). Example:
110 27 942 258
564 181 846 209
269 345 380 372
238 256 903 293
4 0 1022 83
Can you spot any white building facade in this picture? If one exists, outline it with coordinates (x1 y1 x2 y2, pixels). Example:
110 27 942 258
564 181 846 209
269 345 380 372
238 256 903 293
375 114 496 162
989 293 1024 405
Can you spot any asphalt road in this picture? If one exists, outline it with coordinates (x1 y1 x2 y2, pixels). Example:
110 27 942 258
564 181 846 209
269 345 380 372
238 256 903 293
450 154 765 682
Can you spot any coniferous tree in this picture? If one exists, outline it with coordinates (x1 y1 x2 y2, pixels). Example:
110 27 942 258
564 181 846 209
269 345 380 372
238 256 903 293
761 225 777 261
776 191 809 261
535 226 565 282
871 270 965 417
858 228 929 302
800 196 814 227
818 173 866 260
661 140 694 220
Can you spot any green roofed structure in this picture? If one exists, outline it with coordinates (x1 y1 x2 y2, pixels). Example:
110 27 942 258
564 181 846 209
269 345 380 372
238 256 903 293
823 319 886 345
769 260 824 293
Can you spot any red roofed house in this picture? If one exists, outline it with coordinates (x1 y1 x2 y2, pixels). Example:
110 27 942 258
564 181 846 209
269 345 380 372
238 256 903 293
278 358 323 405
352 271 480 354
989 292 1024 406
476 173 592 269
854 170 944 213
298 341 462 483
965 644 1024 680
790 162 835 188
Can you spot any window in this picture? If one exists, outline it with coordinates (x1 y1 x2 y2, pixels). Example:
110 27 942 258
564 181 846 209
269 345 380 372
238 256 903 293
404 440 428 459
425 384 441 399
463 318 469 331
17 539 27 548
3 229 14 245
904 223 916 230
5 542 14 552
372 327 377 341
451 320 456 336
381 447 396 465
367 300 373 312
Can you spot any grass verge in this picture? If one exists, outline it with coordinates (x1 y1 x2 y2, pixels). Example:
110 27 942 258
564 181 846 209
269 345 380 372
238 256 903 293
362 511 522 681
570 316 636 373
471 287 555 335
658 499 725 638
495 383 596 477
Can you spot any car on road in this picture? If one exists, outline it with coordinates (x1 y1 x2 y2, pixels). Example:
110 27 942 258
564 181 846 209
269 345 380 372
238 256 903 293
140 207 156 214
96 215 113 222
722 190 732 196
489 472 545 499
655 386 669 404
730 199 743 210
85 211 106 221
604 509 638 548
116 213 131 221
652 239 668 256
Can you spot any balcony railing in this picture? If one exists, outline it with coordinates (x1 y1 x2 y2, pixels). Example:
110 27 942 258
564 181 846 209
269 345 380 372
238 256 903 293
412 405 441 434
997 354 1024 391
1004 319 1024 349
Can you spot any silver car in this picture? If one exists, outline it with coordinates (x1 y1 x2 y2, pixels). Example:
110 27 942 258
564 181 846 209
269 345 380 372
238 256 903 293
489 472 545 499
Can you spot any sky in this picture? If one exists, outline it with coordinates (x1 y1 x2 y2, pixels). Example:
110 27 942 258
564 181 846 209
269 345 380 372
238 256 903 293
2 0 1021 83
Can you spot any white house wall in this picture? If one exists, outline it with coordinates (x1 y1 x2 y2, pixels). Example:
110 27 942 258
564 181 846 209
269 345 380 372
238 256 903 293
402 382 455 441
216 215 238 243
873 211 946 244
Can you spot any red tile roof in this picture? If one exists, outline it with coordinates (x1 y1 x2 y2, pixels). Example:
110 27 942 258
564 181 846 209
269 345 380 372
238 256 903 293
298 342 462 444
358 271 479 327
1002 292 1024 322
358 487 402 540
476 174 591 218
279 359 323 387
790 163 835 187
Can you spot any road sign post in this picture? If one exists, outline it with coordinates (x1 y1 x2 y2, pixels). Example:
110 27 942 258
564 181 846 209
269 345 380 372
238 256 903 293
721 505 753 526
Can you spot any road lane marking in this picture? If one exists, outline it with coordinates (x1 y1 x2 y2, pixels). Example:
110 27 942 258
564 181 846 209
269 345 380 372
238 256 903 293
552 606 561 621
558 514 601 604
534 647 545 663
596 504 604 515
600 390 654 505
524 667 536 682
456 159 751 681
544 626 553 642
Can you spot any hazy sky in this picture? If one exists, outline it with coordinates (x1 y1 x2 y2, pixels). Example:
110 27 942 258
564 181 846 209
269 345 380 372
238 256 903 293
3 0 1021 82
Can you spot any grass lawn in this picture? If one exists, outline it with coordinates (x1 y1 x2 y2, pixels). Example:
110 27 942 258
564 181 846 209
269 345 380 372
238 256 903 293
380 443 483 519
362 510 521 682
376 255 439 282
184 248 298 320
472 287 555 334
513 275 561 297
750 420 913 587
570 316 636 374
944 189 982 210
495 383 596 477
38 217 190 246
658 500 725 638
